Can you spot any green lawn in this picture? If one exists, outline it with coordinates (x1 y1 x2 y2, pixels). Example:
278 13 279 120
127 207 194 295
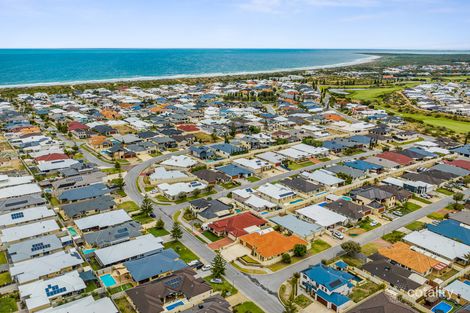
405 221 426 231
391 137 424 146
85 280 98 293
0 251 7 264
350 281 383 303
240 255 260 265
88 257 102 271
0 293 18 313
347 86 410 102
436 188 454 196
288 161 314 170
0 272 12 286
50 196 60 207
132 213 154 224
294 294 313 308
400 201 422 214
147 228 170 237
412 195 432 204
163 240 198 262
117 201 140 212
203 275 238 297
101 168 122 174
310 239 331 254
155 195 172 202
358 219 382 231
114 297 136 313
246 176 260 183
361 243 379 256
233 301 265 313
109 283 133 295
221 181 239 189
174 190 217 204
202 231 221 242
427 211 446 221
382 230 405 243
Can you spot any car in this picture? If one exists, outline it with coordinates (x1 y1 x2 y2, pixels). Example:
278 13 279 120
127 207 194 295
392 210 403 217
201 264 212 271
149 213 156 218
369 220 378 227
187 260 201 267
210 278 223 284
331 230 344 240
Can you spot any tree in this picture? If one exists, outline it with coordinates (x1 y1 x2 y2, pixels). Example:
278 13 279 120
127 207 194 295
114 161 121 172
453 192 464 204
141 194 153 217
341 241 361 256
171 222 183 241
463 175 470 186
283 300 297 313
114 173 125 190
211 251 226 278
155 217 165 230
282 253 292 264
293 244 307 257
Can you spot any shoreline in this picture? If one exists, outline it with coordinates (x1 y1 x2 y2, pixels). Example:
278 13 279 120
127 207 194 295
0 54 380 89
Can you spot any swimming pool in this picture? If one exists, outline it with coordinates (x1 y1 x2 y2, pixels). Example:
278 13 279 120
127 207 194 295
165 300 184 311
341 196 352 201
464 280 470 286
67 227 78 237
290 199 303 204
431 301 453 313
82 248 95 255
100 274 117 287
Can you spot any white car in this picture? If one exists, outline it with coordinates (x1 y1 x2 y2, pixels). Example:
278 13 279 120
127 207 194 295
392 210 403 217
201 264 212 271
369 220 378 227
331 230 344 240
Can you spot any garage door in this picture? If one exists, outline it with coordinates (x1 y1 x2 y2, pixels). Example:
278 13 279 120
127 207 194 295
317 295 328 306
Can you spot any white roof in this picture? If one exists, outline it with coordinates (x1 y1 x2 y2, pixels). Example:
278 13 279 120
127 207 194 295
256 151 286 164
160 155 197 168
296 204 347 227
232 188 255 199
10 248 83 284
94 234 163 266
415 141 439 148
234 158 271 171
404 230 470 260
149 167 188 181
0 219 59 243
277 148 310 159
0 206 55 227
38 159 80 172
257 183 296 200
291 143 329 156
444 280 470 302
0 175 34 189
0 183 42 200
301 169 344 186
158 181 207 197
74 209 131 231
19 270 86 311
245 195 277 210
37 296 118 313
30 149 65 158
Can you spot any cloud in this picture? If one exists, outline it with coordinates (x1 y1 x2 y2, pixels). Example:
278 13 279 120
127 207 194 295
240 0 379 13
239 0 283 13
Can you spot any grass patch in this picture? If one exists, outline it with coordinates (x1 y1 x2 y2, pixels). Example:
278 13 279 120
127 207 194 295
204 275 238 297
155 195 172 202
319 157 331 162
221 181 239 189
427 212 446 220
294 294 313 308
400 201 422 214
0 293 18 313
412 195 432 204
241 255 260 265
0 272 12 286
115 189 127 197
132 213 154 224
246 176 260 182
114 297 136 313
117 201 140 212
342 256 365 268
361 243 379 256
147 228 170 237
391 137 424 146
288 161 314 170
101 168 122 174
358 219 382 231
163 240 198 262
85 280 98 293
109 283 133 295
231 261 266 274
437 188 454 196
382 230 405 243
202 230 221 242
310 239 331 254
174 190 216 204
0 251 7 265
173 210 181 222
350 281 383 303
88 257 102 271
405 221 426 231
233 301 265 313
427 268 459 282
50 196 60 207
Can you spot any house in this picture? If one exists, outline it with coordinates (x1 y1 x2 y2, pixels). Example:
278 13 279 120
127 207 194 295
216 164 253 179
277 147 310 161
190 146 215 160
211 143 246 157
296 204 348 228
0 219 60 245
74 209 131 232
239 229 308 265
324 200 370 223
179 295 231 313
280 177 322 196
233 158 272 173
257 151 286 166
0 194 46 213
449 210 470 226
344 160 383 173
124 248 188 283
0 205 55 228
160 155 197 169
189 198 232 222
61 195 115 218
300 264 354 312
58 183 111 202
34 153 69 163
207 212 266 239
364 156 400 169
375 185 412 203
351 186 396 211
83 221 142 248
376 151 413 166
94 234 164 267
157 181 208 200
34 296 117 313
301 169 344 187
430 163 470 177
192 169 230 185
270 215 323 241
427 219 470 246
377 242 446 276
126 268 212 313
346 291 418 313
149 167 189 183
444 159 470 171
92 124 117 136
444 280 470 305
256 183 297 204
38 159 80 173
7 234 63 263
325 165 366 180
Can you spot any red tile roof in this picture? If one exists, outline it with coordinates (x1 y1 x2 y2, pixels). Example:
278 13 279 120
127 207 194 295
35 153 69 162
208 212 266 238
68 121 89 131
376 151 413 165
176 124 200 132
444 159 470 171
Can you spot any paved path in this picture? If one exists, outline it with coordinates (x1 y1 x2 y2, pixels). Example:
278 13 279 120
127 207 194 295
56 133 112 168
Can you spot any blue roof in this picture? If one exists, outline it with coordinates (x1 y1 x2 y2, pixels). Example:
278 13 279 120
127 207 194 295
349 135 372 145
453 145 470 155
427 220 470 246
316 288 351 307
302 264 354 292
58 183 110 201
406 147 437 158
323 140 347 150
344 160 383 171
335 260 349 269
124 249 188 282
270 215 323 238
216 164 252 176
211 143 244 155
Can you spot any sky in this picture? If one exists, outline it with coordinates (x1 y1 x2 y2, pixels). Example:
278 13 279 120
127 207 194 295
0 0 469 49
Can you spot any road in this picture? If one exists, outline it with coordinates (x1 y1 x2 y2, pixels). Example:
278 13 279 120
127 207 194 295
56 133 113 168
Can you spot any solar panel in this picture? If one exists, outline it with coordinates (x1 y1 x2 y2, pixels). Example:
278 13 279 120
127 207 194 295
329 279 343 289
11 212 25 220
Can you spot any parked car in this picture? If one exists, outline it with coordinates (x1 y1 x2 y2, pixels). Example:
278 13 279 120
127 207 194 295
149 213 156 218
201 264 212 271
210 278 223 284
331 230 344 240
369 220 378 227
392 210 403 217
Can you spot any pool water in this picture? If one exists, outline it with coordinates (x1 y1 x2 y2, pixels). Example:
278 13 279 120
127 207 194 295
166 300 184 311
67 227 78 237
82 248 95 255
431 301 453 313
290 199 304 204
342 196 352 201
100 274 117 287
464 280 470 286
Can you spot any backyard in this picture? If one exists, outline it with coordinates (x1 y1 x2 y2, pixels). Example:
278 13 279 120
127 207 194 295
163 240 198 262
114 297 136 313
233 301 265 313
350 281 384 303
203 275 238 297
0 293 18 313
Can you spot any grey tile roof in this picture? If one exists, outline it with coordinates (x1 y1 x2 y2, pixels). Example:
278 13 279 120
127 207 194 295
83 221 142 248
61 195 115 218
7 234 63 263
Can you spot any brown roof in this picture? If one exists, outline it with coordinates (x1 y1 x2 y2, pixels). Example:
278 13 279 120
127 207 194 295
126 268 211 313
347 292 418 313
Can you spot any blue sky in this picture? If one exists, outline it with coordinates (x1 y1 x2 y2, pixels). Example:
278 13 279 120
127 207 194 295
1 0 469 49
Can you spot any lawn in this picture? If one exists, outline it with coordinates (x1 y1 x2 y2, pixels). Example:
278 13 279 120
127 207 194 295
436 188 454 196
221 181 239 189
427 268 459 281
412 195 432 204
240 255 260 265
0 251 7 264
361 243 379 256
174 190 216 204
231 261 266 274
202 230 221 242
50 196 60 207
85 280 98 293
109 283 133 295
0 272 12 286
233 301 265 313
391 137 424 146
101 168 122 174
347 86 408 102
117 201 140 212
400 201 422 214
382 230 405 243
147 228 170 237
246 176 260 182
310 239 331 254
288 161 314 170
350 281 383 303
163 240 198 262
155 195 172 202
132 213 154 224
358 219 382 232
114 297 136 313
405 221 426 231
427 211 446 220
294 294 313 308
0 293 18 313
88 257 102 271
204 275 238 297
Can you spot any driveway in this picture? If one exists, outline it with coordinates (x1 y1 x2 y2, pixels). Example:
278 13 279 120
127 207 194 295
221 243 251 262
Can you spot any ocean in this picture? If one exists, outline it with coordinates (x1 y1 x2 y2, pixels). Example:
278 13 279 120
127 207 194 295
0 49 465 87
